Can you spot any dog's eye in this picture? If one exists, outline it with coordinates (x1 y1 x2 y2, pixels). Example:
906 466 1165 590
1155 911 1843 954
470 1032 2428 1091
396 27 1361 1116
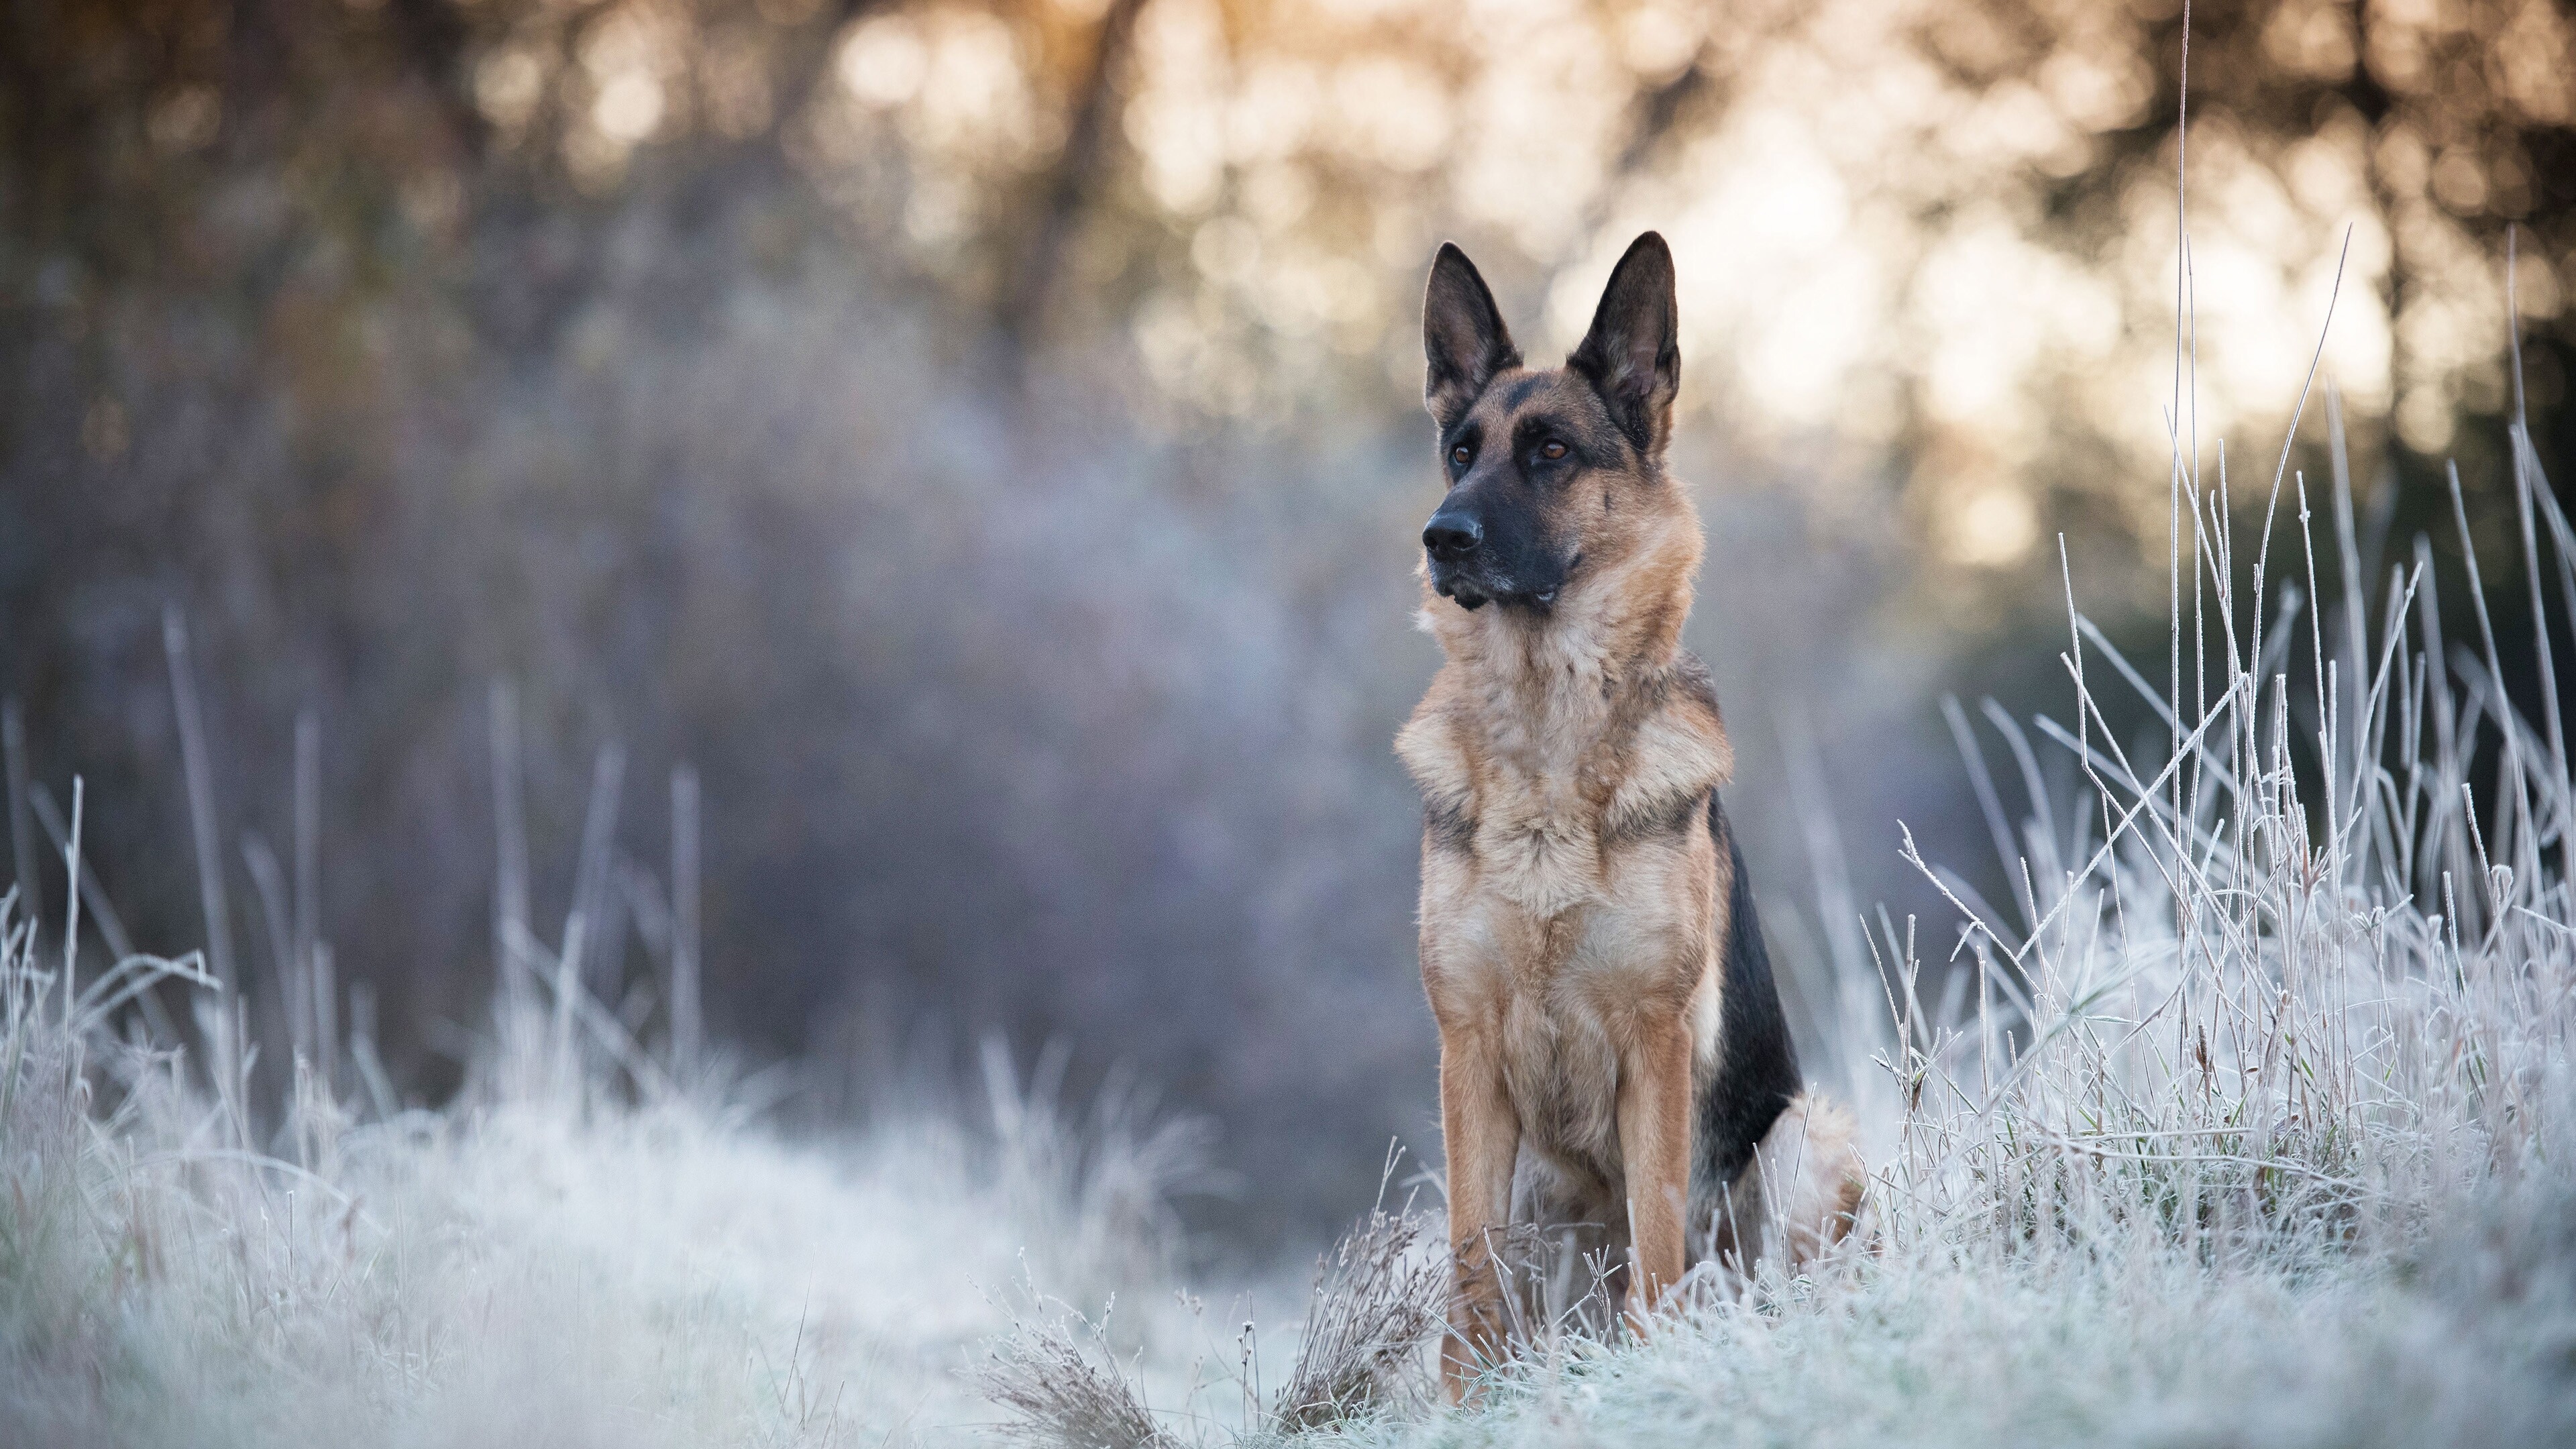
1540 440 1568 461
1450 445 1471 467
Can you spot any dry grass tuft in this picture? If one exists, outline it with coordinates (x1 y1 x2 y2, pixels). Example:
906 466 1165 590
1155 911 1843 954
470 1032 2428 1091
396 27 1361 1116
968 1201 1446 1448
973 1308 1181 1449
0 745 1215 1447
1267 1208 1446 1433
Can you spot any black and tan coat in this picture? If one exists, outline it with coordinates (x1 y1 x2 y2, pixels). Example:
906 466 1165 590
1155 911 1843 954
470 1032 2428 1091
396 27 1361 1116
1397 233 1863 1399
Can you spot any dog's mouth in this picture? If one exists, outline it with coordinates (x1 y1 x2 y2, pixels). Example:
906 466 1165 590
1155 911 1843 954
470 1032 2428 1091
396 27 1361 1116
1429 557 1572 612
1434 574 1495 610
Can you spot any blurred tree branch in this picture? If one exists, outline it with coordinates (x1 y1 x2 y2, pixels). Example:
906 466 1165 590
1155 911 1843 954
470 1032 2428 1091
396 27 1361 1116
384 0 493 161
769 0 882 145
996 0 1151 376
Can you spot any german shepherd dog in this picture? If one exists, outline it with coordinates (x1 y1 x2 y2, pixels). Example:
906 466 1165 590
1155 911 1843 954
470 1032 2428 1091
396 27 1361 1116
1398 233 1864 1398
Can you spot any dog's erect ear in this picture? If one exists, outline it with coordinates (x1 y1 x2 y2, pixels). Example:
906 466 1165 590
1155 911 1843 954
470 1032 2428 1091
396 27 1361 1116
1422 243 1520 429
1567 231 1680 459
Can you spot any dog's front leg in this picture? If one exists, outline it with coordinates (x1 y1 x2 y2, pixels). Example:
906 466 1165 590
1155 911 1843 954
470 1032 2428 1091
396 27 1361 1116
1616 1010 1693 1330
1438 1026 1519 1404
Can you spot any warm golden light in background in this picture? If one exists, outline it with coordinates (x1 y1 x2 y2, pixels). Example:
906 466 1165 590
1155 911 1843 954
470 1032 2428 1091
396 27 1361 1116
476 0 2573 573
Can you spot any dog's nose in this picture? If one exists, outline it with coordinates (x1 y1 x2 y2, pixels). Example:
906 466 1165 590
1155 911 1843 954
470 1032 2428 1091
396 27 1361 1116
1423 513 1483 560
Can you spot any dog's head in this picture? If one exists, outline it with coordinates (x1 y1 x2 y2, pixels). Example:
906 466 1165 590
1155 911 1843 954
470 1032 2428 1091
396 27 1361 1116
1417 233 1686 614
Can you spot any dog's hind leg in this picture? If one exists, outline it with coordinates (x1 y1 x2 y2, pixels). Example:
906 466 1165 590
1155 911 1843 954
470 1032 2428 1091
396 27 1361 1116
1711 1090 1864 1277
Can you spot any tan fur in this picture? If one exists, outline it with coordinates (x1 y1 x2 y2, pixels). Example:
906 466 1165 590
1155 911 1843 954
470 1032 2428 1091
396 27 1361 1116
1709 1090 1868 1275
1400 368 1860 1400
1407 237 1865 1400
1401 370 1717 1393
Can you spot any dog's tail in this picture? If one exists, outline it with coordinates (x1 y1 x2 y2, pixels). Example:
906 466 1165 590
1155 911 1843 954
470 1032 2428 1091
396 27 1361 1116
1713 1089 1866 1273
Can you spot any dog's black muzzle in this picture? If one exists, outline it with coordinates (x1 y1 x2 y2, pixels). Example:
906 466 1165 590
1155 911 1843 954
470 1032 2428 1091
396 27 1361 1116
1422 506 1563 611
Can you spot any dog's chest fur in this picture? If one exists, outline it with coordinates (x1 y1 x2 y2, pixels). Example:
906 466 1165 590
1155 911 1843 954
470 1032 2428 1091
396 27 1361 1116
1399 615 1735 1180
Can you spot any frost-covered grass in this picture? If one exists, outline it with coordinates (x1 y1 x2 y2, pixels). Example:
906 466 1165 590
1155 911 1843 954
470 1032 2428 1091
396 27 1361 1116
10 194 2576 1449
11 426 2576 1449
3 646 1303 1448
3 656 1273 1447
989 283 2576 1442
1321 1201 2576 1449
13 422 2576 1448
1292 351 2576 1443
0 946 1228 1448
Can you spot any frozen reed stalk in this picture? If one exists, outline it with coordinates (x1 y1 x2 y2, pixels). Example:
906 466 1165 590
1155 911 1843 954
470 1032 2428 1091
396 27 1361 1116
4 697 36 934
490 680 531 1014
60 777 80 1031
294 709 320 1068
31 782 134 963
570 745 628 985
671 763 701 1082
162 607 235 997
348 977 396 1121
163 606 245 1136
243 833 297 1059
311 939 336 1087
553 743 625 1094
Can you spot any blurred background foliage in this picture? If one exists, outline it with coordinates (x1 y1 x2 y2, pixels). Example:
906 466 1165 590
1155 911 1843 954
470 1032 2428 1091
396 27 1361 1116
3 0 2570 1246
